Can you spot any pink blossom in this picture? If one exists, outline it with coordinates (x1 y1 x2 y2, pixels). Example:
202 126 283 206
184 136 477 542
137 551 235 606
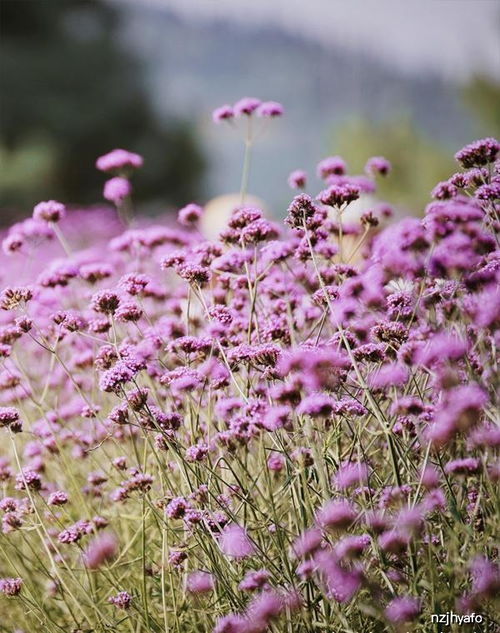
219 524 255 558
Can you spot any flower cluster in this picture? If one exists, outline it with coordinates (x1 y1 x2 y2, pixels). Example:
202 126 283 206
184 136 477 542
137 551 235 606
212 97 284 123
0 119 498 633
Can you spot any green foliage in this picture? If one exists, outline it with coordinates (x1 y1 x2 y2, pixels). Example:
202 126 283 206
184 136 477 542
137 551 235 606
0 0 205 219
334 117 456 213
461 74 500 138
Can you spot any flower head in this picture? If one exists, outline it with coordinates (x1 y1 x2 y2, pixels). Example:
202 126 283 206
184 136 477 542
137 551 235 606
287 169 307 190
317 156 347 179
256 101 284 117
108 591 132 609
0 407 21 432
178 203 203 226
212 104 234 123
455 137 499 168
365 156 391 177
33 200 66 223
385 596 421 623
96 149 143 172
83 532 118 569
219 524 255 558
186 570 214 594
103 177 132 204
233 97 261 116
316 183 360 207
0 577 22 596
315 500 356 531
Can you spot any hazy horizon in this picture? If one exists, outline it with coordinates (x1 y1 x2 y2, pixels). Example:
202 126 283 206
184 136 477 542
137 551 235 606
111 0 500 81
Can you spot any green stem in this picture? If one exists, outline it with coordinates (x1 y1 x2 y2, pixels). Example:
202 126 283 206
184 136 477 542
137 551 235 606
240 117 253 204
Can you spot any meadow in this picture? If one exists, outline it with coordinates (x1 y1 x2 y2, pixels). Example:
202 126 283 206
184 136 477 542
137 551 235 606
0 99 498 633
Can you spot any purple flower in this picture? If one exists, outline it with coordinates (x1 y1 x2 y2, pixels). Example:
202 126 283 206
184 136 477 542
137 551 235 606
445 458 481 476
315 499 356 531
0 406 21 432
420 465 440 489
297 393 335 417
476 182 500 201
287 169 307 190
90 290 120 314
390 396 424 416
165 497 189 520
378 530 410 554
240 218 280 245
372 217 428 277
469 555 500 599
176 263 211 285
316 183 360 207
256 101 283 117
233 97 262 116
83 532 117 569
432 180 458 200
455 137 499 168
0 286 33 311
422 488 447 512
79 262 113 283
469 424 500 448
267 452 285 472
315 550 363 602
262 405 291 431
168 549 187 569
278 346 350 391
33 200 66 223
115 302 143 323
316 156 347 179
427 384 487 446
108 591 132 609
119 273 151 296
384 596 421 623
2 233 24 255
178 203 203 226
365 156 391 177
186 570 214 594
103 177 132 204
366 363 408 389
15 470 41 491
333 462 369 490
238 569 270 592
213 613 248 633
0 497 18 512
212 104 234 123
48 490 68 506
96 148 143 172
185 443 209 463
58 520 90 544
246 590 284 624
0 577 22 596
219 524 255 558
99 361 136 393
285 193 317 228
334 534 370 560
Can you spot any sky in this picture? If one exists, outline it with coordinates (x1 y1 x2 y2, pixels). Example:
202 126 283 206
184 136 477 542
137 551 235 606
112 0 500 81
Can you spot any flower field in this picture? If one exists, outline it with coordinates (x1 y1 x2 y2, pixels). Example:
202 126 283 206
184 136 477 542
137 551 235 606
0 100 498 633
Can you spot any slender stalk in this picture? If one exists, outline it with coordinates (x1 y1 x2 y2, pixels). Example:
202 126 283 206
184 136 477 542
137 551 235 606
240 117 253 204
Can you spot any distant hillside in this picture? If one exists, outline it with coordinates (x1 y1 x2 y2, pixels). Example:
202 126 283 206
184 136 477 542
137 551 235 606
119 7 475 211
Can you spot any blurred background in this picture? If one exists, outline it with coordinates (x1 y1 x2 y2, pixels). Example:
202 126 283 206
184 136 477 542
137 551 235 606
1 0 499 226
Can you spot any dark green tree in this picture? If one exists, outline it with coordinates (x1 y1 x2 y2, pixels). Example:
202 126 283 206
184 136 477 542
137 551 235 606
0 0 204 221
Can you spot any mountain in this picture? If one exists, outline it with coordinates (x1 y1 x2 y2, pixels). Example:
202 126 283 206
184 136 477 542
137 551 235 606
118 7 476 211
